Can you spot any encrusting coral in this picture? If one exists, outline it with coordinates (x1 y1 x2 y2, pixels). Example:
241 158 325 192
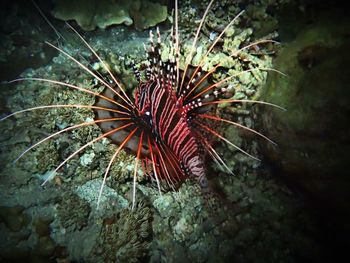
52 0 168 30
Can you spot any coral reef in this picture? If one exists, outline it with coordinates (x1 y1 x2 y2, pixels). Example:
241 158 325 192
75 179 129 210
52 0 168 31
90 201 153 262
131 0 168 30
0 0 339 262
57 192 91 231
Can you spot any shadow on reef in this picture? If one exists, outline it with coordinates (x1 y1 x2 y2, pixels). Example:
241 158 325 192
0 0 60 83
262 0 350 261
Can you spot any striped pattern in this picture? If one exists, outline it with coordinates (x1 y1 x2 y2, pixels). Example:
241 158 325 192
93 5 272 190
134 76 208 187
1 0 278 209
93 24 237 189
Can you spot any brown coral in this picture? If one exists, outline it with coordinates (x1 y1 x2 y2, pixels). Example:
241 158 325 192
90 200 152 263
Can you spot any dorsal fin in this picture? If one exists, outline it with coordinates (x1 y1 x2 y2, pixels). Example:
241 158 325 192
130 60 141 83
145 27 178 92
146 29 162 80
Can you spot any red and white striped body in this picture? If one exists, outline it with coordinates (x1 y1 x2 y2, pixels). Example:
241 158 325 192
135 79 208 187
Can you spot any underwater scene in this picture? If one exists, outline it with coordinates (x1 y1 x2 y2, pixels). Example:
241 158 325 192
0 0 349 262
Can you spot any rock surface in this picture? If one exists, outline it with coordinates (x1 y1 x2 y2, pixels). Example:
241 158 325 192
261 5 350 251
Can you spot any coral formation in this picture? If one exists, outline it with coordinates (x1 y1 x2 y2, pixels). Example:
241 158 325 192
90 201 152 262
75 179 129 210
57 192 91 231
52 0 168 31
131 0 168 30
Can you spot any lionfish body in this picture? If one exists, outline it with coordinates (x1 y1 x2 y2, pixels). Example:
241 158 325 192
95 31 209 189
134 78 207 187
1 0 283 208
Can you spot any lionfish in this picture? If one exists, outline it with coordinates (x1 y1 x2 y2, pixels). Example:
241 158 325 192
1 0 283 209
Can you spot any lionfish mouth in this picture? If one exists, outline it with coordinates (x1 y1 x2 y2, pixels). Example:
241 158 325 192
1 0 284 209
